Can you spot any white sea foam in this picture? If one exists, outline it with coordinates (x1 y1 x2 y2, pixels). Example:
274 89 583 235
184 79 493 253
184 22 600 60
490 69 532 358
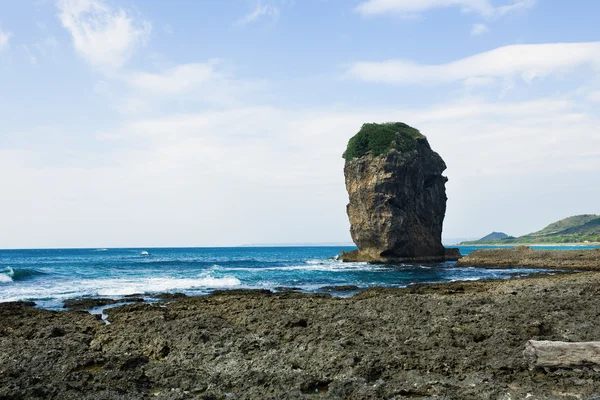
229 264 373 272
215 259 377 273
450 277 481 282
0 267 14 283
0 272 242 306
265 262 383 272
95 275 241 296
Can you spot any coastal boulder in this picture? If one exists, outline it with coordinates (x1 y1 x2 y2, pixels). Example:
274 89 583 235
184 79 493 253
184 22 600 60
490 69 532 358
341 122 459 263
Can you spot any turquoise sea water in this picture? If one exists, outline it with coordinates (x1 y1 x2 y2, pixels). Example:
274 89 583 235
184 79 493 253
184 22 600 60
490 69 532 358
1 245 598 309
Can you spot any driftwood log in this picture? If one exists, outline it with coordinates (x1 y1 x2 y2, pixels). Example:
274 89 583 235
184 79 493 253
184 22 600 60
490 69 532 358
524 340 600 368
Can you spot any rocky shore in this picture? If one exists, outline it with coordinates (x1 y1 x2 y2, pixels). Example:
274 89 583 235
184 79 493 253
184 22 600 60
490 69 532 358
457 246 600 269
4 273 600 399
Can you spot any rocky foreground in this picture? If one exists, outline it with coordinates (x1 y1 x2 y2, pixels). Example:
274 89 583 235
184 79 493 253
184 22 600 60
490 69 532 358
4 273 600 399
457 246 600 269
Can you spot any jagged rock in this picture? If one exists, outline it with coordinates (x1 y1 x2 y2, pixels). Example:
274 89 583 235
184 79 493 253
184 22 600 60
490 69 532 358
319 285 360 292
63 297 143 311
341 122 459 263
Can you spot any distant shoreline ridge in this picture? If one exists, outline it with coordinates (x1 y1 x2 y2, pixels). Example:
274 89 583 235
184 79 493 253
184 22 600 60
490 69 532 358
461 214 600 245
462 242 600 247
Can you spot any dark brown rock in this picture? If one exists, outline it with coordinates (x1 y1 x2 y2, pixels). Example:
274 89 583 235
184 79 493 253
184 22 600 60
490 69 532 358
154 292 187 300
63 297 143 311
5 272 600 399
318 285 360 292
342 131 458 263
274 287 303 292
457 246 600 269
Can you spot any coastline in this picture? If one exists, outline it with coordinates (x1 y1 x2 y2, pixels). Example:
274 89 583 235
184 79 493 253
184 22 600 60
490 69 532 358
4 272 600 399
456 243 600 247
457 246 600 270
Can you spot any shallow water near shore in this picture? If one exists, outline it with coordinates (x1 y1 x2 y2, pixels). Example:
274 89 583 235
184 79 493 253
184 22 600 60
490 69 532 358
1 245 598 308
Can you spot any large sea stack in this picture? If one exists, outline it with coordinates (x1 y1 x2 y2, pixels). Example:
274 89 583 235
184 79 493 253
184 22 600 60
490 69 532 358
341 122 460 263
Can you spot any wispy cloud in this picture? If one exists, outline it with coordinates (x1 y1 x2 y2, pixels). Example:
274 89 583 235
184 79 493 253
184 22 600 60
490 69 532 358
6 94 599 246
21 45 37 65
127 62 223 95
471 23 489 36
589 91 600 102
33 36 59 62
236 1 280 26
56 0 151 69
495 0 535 16
355 0 535 18
0 27 11 53
106 60 265 115
347 42 600 86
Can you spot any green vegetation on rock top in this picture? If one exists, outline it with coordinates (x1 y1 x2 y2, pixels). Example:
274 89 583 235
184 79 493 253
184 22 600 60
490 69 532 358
343 122 423 161
461 214 600 245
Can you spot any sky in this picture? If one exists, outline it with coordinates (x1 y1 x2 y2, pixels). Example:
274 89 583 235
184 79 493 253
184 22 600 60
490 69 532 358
0 0 599 248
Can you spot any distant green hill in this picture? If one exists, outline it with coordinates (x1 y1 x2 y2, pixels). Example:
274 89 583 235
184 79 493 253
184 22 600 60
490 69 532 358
461 215 600 245
478 232 511 241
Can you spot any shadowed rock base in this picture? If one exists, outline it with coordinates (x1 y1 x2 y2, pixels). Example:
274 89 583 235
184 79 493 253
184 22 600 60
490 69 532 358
341 247 461 263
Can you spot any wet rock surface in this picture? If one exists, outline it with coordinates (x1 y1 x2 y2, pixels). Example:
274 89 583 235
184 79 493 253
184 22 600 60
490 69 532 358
64 297 144 311
4 273 600 399
342 134 458 263
457 246 600 269
319 285 361 292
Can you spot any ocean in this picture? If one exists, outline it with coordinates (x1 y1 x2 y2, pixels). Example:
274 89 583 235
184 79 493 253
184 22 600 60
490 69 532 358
1 245 597 309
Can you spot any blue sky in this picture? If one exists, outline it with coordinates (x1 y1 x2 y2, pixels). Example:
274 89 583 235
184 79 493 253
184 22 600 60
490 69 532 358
1 0 599 248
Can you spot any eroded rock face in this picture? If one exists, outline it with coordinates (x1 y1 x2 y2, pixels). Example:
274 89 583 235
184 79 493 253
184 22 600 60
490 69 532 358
343 137 453 262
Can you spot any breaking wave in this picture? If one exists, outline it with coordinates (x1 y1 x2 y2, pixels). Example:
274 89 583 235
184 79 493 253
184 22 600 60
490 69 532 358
0 267 47 283
0 269 12 283
95 275 242 296
209 259 378 273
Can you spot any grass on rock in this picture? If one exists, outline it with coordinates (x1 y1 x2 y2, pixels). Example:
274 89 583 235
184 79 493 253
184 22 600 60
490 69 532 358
343 122 423 161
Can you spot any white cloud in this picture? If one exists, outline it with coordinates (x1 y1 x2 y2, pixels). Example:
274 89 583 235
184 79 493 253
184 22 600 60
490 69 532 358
0 27 11 52
127 61 223 95
355 0 535 18
21 45 37 65
106 60 264 115
236 1 279 26
471 23 489 36
495 0 535 16
34 36 59 56
588 91 600 102
347 42 600 86
56 0 151 68
4 95 599 247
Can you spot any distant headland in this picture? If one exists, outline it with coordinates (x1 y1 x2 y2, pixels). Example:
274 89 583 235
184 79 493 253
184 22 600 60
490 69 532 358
461 214 600 245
